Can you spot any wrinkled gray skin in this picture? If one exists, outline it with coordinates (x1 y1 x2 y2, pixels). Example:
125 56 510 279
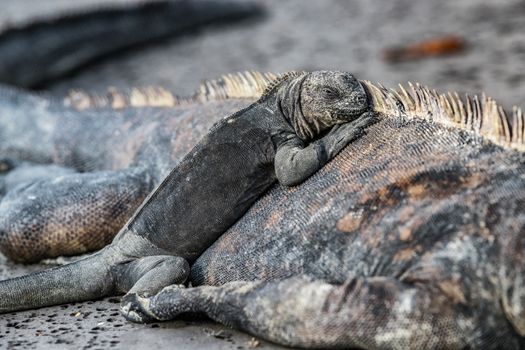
0 71 375 324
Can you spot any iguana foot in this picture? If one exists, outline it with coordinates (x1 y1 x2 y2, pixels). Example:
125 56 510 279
120 293 156 323
124 282 258 323
327 110 378 152
120 285 188 323
116 255 190 323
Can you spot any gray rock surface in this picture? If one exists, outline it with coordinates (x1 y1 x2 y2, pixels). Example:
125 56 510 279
1 0 525 349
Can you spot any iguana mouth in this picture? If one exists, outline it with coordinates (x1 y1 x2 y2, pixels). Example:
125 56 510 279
335 82 370 122
333 106 370 123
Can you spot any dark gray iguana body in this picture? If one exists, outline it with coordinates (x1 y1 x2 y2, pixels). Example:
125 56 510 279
0 71 374 321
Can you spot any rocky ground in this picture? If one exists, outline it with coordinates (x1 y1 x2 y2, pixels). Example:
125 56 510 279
1 0 525 349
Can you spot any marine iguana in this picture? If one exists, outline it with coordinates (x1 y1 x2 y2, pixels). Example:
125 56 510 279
0 0 263 88
0 70 375 320
0 4 524 350
1 69 525 348
122 82 525 349
2 72 525 350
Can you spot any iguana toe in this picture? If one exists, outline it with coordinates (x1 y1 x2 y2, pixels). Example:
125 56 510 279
119 293 157 324
125 285 192 323
120 285 191 323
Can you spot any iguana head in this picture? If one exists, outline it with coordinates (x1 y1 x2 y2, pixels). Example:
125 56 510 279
276 71 370 141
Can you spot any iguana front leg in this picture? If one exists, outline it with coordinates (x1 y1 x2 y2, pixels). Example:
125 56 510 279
123 276 510 349
275 112 377 186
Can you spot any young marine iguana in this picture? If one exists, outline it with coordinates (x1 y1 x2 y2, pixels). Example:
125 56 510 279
0 71 376 321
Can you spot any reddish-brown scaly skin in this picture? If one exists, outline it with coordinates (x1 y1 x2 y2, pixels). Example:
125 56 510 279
166 116 525 349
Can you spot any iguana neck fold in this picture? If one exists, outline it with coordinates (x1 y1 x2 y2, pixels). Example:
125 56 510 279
275 72 317 141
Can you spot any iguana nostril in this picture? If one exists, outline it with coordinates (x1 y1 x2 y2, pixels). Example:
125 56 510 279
355 96 366 105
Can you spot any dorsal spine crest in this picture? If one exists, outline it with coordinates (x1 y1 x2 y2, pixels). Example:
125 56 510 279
361 80 525 152
63 72 525 152
64 71 280 111
258 71 306 102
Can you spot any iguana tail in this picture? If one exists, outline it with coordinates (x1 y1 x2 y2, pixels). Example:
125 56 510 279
0 245 190 313
0 250 114 313
0 0 263 88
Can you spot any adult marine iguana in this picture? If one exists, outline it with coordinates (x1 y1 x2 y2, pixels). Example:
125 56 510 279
132 82 525 349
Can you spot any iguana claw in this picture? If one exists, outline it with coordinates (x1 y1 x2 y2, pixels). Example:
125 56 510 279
120 293 157 324
120 284 190 323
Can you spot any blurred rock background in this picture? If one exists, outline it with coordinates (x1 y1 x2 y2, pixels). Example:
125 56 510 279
3 0 525 108
4 0 523 108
